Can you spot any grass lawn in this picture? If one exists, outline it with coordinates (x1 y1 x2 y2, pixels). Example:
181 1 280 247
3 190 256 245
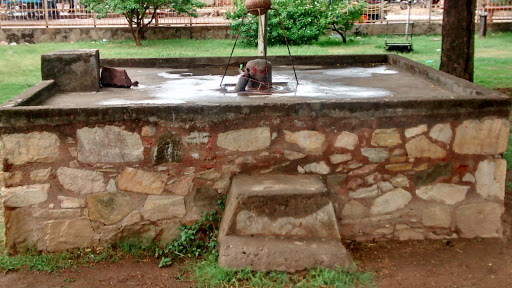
0 32 511 103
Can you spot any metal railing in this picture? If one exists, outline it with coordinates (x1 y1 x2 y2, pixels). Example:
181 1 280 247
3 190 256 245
479 0 512 22
0 0 510 28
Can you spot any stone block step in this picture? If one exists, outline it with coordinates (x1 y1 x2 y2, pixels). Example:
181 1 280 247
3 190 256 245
218 174 353 272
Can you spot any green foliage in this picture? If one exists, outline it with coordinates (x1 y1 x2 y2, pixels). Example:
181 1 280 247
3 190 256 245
504 127 512 171
0 239 161 273
156 210 222 268
157 195 225 267
225 0 365 46
81 0 204 19
186 259 374 288
116 238 158 260
0 247 118 273
81 0 204 45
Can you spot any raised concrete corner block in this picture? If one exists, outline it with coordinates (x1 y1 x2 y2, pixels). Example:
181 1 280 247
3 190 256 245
218 175 353 272
41 49 100 92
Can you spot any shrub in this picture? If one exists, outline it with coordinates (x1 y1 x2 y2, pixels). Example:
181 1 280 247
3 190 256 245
225 0 366 46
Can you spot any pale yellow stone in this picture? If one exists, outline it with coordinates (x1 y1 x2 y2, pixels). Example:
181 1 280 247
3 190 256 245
284 130 325 155
370 188 412 215
217 127 271 152
371 129 402 147
334 131 359 150
385 163 413 172
116 167 167 195
475 159 506 200
416 183 469 205
405 124 427 138
453 118 509 155
405 135 446 158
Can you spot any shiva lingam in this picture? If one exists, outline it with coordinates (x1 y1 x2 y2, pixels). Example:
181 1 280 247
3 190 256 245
220 0 298 93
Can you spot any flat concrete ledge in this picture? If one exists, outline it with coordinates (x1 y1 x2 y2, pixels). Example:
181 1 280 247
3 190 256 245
1 80 57 108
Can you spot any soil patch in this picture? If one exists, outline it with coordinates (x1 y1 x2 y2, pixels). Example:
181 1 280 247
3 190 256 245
0 258 194 288
496 88 512 96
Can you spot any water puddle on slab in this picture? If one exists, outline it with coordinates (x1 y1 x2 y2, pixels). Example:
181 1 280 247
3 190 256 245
96 65 398 105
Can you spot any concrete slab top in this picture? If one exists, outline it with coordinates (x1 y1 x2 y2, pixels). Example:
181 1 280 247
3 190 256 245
231 175 327 197
39 64 460 107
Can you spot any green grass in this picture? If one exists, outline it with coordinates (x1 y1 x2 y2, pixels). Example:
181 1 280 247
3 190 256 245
0 239 159 273
1 32 511 102
185 259 374 288
0 246 119 273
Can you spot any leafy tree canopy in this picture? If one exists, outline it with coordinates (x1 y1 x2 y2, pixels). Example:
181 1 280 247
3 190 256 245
82 0 204 45
225 0 365 46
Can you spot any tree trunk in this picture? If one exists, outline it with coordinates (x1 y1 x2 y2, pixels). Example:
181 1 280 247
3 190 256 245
135 32 141 46
332 24 347 44
439 0 477 82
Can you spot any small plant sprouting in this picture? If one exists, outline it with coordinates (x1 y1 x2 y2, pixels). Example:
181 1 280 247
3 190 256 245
156 210 221 268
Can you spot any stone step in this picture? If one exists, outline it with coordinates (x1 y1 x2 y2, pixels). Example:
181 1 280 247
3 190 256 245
218 174 353 272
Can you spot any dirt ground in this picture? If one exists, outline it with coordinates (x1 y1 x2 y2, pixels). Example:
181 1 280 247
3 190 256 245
0 236 511 288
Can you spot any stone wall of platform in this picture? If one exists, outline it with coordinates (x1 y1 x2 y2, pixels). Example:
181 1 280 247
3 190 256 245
0 113 509 252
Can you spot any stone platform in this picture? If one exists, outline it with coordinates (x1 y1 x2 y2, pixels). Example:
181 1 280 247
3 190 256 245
218 175 353 272
0 53 509 254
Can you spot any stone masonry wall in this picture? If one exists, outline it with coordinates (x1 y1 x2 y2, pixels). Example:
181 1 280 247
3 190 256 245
0 112 509 252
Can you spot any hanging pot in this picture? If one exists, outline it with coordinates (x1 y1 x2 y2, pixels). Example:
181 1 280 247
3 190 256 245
245 0 272 16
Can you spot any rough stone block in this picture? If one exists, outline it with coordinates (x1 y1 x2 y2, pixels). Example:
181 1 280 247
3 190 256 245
30 168 52 182
456 202 503 238
1 132 60 165
405 135 446 158
57 167 105 194
416 183 468 205
371 128 402 147
141 195 186 221
475 159 506 200
349 185 379 199
361 148 389 163
430 123 453 144
422 205 451 228
405 124 427 138
87 192 134 225
153 131 183 165
370 188 412 215
453 118 509 155
41 49 100 92
217 127 271 152
301 161 331 175
284 130 325 155
219 175 352 272
77 126 144 163
342 200 368 219
2 184 49 208
44 217 95 251
57 196 84 209
117 168 167 195
0 171 23 187
335 131 359 150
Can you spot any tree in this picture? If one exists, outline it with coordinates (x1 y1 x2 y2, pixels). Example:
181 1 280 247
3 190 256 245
225 0 365 46
327 0 366 44
82 0 204 46
439 0 477 82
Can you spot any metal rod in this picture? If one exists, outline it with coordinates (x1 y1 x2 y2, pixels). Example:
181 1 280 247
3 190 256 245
220 12 247 87
273 9 299 86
